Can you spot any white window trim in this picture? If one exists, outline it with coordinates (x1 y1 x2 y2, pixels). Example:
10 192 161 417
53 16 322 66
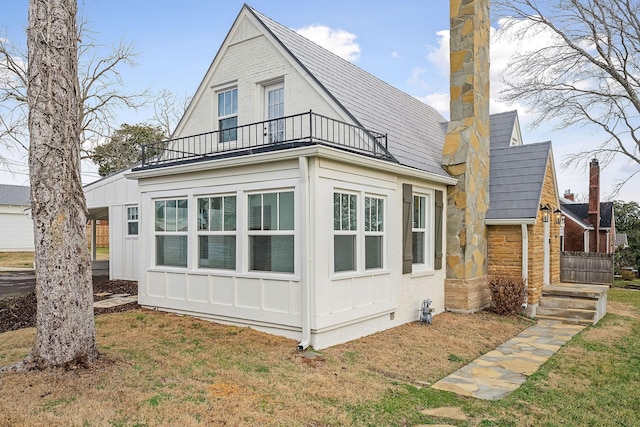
246 189 296 276
125 204 139 238
196 194 237 271
331 188 388 278
215 84 238 144
153 197 189 269
412 189 435 273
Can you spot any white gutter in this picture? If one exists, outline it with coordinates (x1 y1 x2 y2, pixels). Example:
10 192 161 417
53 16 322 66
521 224 529 308
297 156 312 351
485 218 535 226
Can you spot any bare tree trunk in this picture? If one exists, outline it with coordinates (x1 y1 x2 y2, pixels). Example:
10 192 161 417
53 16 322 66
10 0 98 370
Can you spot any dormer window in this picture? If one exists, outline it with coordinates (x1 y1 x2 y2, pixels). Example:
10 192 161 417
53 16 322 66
218 88 238 143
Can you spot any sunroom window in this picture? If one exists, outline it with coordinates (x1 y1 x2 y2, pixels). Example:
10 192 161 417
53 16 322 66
155 199 188 267
412 194 431 268
333 192 357 272
247 191 294 273
364 196 384 269
197 195 236 270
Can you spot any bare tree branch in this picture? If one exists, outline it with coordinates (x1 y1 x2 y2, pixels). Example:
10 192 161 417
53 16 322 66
494 0 640 181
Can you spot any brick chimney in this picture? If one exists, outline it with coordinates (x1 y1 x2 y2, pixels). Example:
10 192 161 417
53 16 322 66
564 190 574 201
441 0 491 312
588 158 600 252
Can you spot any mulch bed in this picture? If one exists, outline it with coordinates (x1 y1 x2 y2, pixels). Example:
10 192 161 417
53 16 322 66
0 279 138 333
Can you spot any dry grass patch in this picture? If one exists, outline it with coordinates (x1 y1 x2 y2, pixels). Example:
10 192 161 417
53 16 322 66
0 252 34 269
0 309 531 426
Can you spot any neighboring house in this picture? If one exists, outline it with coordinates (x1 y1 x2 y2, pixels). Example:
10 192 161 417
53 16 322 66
485 111 561 313
85 3 561 348
615 233 629 249
0 184 34 252
561 159 616 254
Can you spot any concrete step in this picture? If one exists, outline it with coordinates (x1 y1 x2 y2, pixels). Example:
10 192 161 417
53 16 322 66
537 305 596 321
539 296 598 311
542 284 607 300
536 314 595 326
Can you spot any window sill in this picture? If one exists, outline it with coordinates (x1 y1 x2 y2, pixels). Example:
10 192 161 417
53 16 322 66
410 269 436 278
330 269 391 281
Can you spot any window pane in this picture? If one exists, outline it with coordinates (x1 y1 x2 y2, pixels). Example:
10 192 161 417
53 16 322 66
334 235 356 272
414 196 425 229
128 221 138 236
155 201 165 231
249 235 294 273
218 93 224 116
177 199 188 231
248 194 262 230
333 193 340 230
278 191 294 230
210 197 222 231
349 194 357 231
223 196 236 231
263 193 277 231
199 235 236 270
127 206 138 221
413 231 425 264
377 198 384 232
198 198 209 231
365 236 383 269
219 117 237 143
156 235 187 267
166 200 177 231
365 197 371 232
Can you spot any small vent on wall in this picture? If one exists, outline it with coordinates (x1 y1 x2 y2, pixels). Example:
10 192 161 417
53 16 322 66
390 312 395 321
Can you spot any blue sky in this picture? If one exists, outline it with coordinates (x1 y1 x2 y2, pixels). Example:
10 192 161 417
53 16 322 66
2 0 639 203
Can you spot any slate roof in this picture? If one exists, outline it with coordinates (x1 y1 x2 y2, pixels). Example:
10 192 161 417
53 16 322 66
486 141 552 220
0 184 30 206
250 7 449 177
490 110 518 149
561 201 614 228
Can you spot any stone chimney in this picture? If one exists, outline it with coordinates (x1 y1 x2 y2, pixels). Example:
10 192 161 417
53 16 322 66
441 0 491 312
588 158 600 252
564 190 574 201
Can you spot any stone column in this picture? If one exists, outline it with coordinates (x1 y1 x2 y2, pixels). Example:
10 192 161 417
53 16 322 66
442 0 491 312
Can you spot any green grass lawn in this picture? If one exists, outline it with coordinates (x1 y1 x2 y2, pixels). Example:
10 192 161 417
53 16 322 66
0 248 109 269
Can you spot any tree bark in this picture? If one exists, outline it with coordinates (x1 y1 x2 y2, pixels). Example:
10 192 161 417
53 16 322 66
23 0 98 369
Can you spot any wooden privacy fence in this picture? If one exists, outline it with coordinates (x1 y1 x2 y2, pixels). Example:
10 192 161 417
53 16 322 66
85 220 109 248
560 251 613 285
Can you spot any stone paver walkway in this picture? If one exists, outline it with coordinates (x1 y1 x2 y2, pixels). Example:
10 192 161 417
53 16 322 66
432 320 585 400
93 294 138 309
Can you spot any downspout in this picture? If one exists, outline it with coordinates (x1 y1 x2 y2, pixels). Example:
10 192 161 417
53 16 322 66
298 156 312 351
521 223 528 308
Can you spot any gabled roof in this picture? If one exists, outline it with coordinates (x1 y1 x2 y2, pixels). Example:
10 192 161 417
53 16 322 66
486 141 553 221
490 110 520 149
560 201 614 228
249 7 449 177
0 184 30 207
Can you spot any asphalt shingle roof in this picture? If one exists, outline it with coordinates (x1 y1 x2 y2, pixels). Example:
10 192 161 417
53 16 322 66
490 110 517 149
251 7 449 177
561 201 614 228
0 184 30 206
486 141 552 220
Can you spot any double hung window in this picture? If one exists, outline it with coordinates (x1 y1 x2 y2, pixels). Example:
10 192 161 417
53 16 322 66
248 191 294 273
218 88 238 143
333 191 385 273
126 206 138 236
412 194 430 268
155 199 188 267
197 196 236 270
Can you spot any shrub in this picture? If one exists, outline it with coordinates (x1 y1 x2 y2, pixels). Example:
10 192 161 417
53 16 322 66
621 270 636 281
488 275 527 316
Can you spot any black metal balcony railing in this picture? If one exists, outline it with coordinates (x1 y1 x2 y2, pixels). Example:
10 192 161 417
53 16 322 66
138 110 395 169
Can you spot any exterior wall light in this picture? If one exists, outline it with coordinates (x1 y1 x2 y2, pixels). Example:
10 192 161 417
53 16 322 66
540 204 551 223
554 208 562 225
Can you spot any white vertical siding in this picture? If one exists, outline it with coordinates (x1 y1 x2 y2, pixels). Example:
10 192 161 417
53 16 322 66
0 206 34 252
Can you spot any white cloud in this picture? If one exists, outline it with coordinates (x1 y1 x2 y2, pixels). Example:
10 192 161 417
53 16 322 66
416 92 450 118
391 51 400 58
426 30 449 78
296 24 361 62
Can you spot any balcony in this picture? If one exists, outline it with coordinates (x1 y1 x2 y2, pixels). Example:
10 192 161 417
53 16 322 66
137 111 395 169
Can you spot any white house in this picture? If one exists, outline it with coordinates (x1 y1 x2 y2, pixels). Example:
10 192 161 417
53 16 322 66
104 5 459 350
0 184 34 252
